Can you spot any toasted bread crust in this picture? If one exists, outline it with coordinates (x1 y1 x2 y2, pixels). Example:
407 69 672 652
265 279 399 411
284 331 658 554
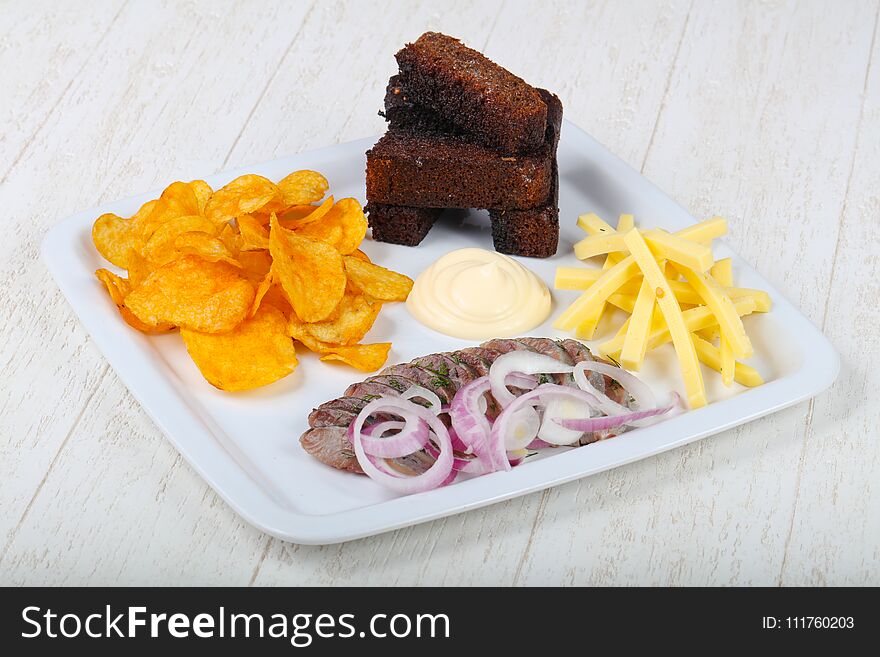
367 82 563 211
395 32 548 154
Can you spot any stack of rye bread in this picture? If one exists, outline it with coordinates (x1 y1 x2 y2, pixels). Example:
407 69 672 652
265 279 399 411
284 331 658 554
365 32 563 258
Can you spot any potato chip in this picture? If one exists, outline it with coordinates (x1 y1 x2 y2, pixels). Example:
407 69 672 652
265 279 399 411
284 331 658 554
343 255 413 301
205 174 284 225
295 197 366 254
181 303 297 391
95 268 174 334
319 343 391 371
160 181 201 215
91 168 403 386
237 249 272 283
262 283 294 318
119 307 175 334
276 204 318 224
92 213 140 269
138 183 203 240
189 180 213 214
279 195 334 229
269 215 346 322
142 214 217 264
95 268 130 306
277 170 329 206
218 222 241 256
286 316 388 370
173 231 241 267
131 199 158 223
237 214 270 250
126 249 155 288
303 291 380 345
295 221 344 251
250 270 274 317
125 255 254 333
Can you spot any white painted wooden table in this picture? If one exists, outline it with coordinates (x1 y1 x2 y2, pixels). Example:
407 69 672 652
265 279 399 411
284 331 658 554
1 0 878 586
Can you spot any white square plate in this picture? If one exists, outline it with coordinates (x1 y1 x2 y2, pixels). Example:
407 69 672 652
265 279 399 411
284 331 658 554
43 121 839 544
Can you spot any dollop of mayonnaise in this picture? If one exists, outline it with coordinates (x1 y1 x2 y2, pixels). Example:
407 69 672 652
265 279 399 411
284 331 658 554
406 248 552 340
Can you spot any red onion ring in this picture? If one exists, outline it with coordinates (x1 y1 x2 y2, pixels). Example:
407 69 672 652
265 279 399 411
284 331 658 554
352 397 454 494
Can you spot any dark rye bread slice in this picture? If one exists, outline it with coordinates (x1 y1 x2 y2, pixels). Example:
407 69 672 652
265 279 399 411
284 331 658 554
363 203 441 246
365 172 558 256
367 161 557 255
489 162 559 258
365 84 562 211
395 32 547 154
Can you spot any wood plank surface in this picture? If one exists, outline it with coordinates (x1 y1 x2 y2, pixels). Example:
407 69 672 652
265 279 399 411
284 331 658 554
0 0 876 585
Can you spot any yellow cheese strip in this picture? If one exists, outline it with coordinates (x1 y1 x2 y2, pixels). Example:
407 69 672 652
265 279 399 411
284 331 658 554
572 213 637 260
619 277 656 370
607 293 636 313
623 229 706 408
646 298 756 352
576 212 616 235
602 297 758 356
728 287 771 312
574 233 627 260
692 334 764 387
557 217 729 290
673 263 753 359
698 327 720 342
558 269 769 313
575 214 636 337
553 257 641 330
643 229 714 272
679 216 728 244
710 258 733 287
720 334 735 387
704 259 734 343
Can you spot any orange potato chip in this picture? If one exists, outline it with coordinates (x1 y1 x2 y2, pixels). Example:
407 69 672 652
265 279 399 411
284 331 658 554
269 215 346 322
303 291 380 345
237 249 272 284
295 221 344 251
125 255 254 333
319 343 391 372
189 180 213 214
286 316 388 371
142 214 217 264
349 248 371 262
159 181 201 215
277 170 329 206
249 270 274 317
279 195 334 229
95 268 130 306
92 213 140 269
276 204 317 224
138 183 203 240
343 255 413 302
218 222 242 256
205 174 284 225
181 303 297 391
119 306 175 334
95 268 174 334
130 199 158 223
173 231 241 267
237 214 270 250
126 249 155 288
295 197 366 254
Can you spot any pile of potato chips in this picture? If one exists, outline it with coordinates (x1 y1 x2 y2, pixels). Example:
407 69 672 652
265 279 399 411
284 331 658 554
92 171 412 391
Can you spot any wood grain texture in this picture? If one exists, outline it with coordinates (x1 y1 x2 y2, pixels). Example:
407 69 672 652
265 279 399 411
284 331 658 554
0 0 877 585
513 0 880 586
